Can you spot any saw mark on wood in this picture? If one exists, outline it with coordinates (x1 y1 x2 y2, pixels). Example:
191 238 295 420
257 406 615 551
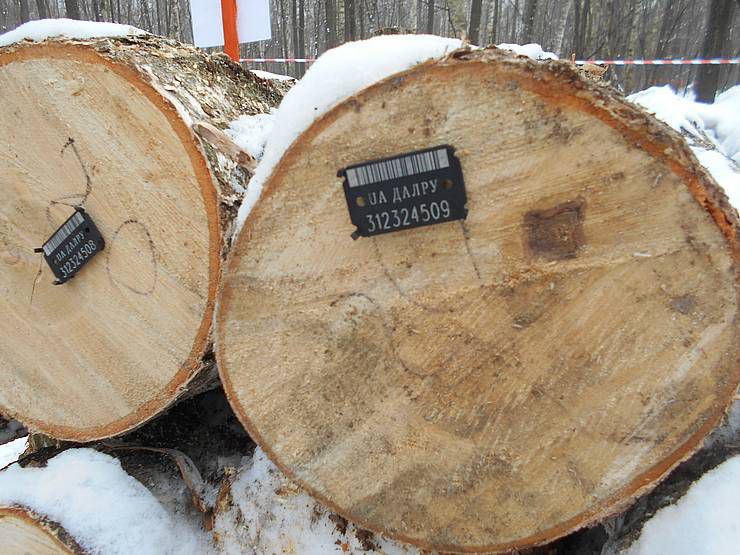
106 220 158 296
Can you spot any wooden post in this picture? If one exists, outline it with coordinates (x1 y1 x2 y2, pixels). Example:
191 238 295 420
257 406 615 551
221 0 240 61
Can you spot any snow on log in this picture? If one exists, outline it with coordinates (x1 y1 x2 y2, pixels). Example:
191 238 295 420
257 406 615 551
0 30 286 441
212 447 416 554
0 448 214 554
217 45 739 552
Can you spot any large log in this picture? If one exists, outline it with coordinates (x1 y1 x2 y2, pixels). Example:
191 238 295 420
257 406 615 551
216 47 739 552
0 34 286 441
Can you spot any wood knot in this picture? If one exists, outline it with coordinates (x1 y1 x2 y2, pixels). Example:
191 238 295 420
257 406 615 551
524 199 586 260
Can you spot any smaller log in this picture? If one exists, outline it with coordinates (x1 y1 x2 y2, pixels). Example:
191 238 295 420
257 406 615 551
0 389 251 554
0 506 82 554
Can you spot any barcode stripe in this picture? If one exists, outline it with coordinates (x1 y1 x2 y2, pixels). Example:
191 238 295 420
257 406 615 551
347 147 451 188
43 212 84 256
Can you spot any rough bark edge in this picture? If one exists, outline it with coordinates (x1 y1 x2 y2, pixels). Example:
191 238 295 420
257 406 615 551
0 41 220 442
0 505 84 554
216 46 739 553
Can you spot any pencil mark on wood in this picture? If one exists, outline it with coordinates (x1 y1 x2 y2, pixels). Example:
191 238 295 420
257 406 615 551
106 220 158 296
29 256 43 306
46 138 94 228
459 220 482 281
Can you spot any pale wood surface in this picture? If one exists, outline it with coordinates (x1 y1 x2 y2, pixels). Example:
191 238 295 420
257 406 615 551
0 507 79 554
0 37 285 441
217 49 739 552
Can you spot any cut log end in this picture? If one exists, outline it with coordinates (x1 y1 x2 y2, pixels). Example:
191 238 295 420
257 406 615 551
0 37 284 441
0 507 82 554
216 48 739 552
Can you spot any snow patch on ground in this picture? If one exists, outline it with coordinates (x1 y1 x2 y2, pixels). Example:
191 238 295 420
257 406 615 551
249 69 296 82
0 437 26 469
234 34 463 232
214 447 415 554
628 85 740 208
0 448 213 555
496 42 558 60
625 455 740 555
0 18 147 47
226 110 277 161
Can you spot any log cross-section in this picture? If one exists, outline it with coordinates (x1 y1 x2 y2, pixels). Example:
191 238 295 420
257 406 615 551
0 35 286 441
216 48 739 552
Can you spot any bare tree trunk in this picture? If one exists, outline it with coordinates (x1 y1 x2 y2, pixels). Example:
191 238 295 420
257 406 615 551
291 0 298 74
35 0 49 18
490 0 500 43
426 0 434 33
91 0 101 21
298 0 306 76
344 0 356 41
325 0 337 48
468 0 483 44
18 0 30 22
695 0 736 102
554 0 572 56
521 0 537 43
278 0 288 59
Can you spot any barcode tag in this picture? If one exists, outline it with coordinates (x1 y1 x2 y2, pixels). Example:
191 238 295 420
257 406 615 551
340 145 467 238
38 208 105 284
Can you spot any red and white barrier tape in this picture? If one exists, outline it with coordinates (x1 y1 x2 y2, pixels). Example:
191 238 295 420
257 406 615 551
241 57 316 63
576 58 740 65
240 56 740 65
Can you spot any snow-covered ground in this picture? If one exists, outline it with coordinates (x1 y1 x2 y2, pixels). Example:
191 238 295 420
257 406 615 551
628 85 740 208
0 448 213 554
214 447 415 554
0 18 146 47
626 455 740 555
0 436 26 468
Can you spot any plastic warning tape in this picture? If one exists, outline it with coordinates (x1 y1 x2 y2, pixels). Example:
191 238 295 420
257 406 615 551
575 58 740 65
239 57 740 65
240 57 316 63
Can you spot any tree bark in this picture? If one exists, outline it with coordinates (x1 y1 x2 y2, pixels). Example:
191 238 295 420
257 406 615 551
35 0 49 19
18 0 30 23
64 0 80 19
325 0 337 48
695 0 736 103
520 0 537 43
490 0 500 44
217 46 739 553
344 0 356 41
0 35 288 442
426 0 435 33
298 0 306 76
468 0 482 44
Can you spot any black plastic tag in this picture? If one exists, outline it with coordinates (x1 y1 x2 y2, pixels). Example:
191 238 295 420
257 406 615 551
340 145 467 238
37 208 105 284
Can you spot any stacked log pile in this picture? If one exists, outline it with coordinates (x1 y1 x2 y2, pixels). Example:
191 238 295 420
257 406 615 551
0 31 737 555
